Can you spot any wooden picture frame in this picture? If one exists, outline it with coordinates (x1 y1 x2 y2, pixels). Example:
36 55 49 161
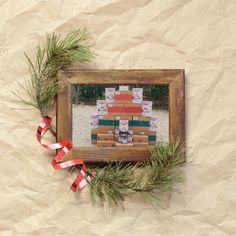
57 69 185 163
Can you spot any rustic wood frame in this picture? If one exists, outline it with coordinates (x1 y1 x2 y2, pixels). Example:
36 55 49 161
57 69 185 163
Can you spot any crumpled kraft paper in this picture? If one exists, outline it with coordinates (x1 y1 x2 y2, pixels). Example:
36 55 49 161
0 0 236 235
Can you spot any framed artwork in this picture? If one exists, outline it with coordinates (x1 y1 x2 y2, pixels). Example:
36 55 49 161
57 69 185 163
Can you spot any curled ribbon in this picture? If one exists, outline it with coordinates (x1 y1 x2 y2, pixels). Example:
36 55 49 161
36 116 88 192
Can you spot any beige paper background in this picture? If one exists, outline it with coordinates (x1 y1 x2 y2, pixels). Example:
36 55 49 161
0 0 236 235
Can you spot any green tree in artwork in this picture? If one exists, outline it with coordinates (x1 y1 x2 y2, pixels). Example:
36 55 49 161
73 84 168 108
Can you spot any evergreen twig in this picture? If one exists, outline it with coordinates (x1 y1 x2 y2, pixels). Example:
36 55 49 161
85 141 186 209
14 29 95 136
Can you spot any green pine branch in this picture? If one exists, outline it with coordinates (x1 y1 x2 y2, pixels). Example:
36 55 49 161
85 141 186 209
14 29 95 135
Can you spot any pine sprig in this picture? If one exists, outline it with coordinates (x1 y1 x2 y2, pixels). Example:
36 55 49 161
14 29 94 127
85 141 186 209
87 162 138 208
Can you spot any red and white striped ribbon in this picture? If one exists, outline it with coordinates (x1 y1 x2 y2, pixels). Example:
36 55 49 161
37 116 88 192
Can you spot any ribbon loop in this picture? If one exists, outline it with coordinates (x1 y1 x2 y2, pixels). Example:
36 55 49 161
36 116 87 191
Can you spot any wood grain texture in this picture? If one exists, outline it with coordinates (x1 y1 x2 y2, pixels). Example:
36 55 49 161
56 76 72 142
169 70 185 144
57 69 185 163
58 69 180 85
65 147 151 163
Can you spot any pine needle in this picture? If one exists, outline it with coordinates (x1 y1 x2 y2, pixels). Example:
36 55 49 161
85 141 187 209
15 29 94 117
